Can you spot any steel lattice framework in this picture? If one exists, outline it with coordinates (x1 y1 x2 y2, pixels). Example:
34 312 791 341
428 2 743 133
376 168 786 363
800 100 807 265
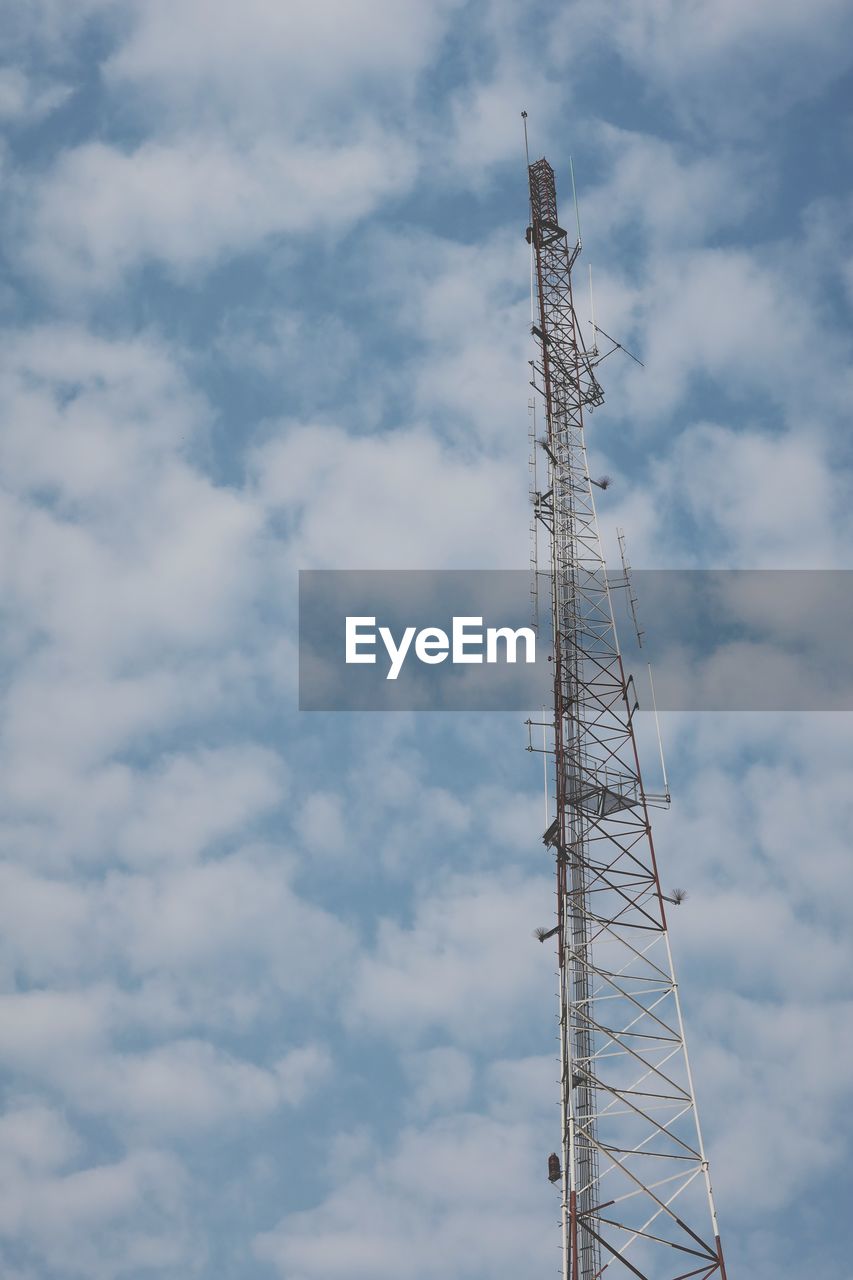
526 156 729 1280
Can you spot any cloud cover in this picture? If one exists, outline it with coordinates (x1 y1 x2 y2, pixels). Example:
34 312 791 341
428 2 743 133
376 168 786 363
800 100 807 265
0 1 852 1277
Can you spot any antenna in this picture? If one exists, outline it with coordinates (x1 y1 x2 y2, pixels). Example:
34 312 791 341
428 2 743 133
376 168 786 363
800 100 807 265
590 321 644 367
529 398 540 631
648 661 670 802
542 706 549 824
569 156 582 249
588 265 598 356
616 527 644 648
522 112 536 325
521 109 531 168
529 232 536 326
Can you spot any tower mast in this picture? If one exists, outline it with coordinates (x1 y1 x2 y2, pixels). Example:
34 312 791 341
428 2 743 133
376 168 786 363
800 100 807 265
526 153 728 1280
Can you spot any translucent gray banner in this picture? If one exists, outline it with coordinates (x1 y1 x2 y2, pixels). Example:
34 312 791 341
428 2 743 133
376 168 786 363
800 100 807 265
298 569 853 711
299 570 548 710
627 569 853 711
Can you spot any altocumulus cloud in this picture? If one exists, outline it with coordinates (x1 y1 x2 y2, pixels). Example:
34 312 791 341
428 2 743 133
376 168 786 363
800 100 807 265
0 2 851 1278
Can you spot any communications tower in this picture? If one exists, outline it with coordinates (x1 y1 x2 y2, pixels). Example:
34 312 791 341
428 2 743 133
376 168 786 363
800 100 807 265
525 148 729 1280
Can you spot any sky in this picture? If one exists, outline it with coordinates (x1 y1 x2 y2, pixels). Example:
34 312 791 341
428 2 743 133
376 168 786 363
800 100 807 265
0 1 852 1277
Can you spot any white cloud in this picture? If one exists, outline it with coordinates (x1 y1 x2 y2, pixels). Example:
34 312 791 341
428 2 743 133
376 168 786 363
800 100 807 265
105 0 461 122
276 1043 333 1106
0 1134 192 1278
600 419 852 568
252 423 527 569
696 994 853 1213
589 243 852 433
19 131 417 292
483 1054 555 1123
582 127 759 246
370 228 532 451
5 1 473 295
103 848 353 996
255 1111 554 1280
0 0 116 56
348 872 552 1047
0 1104 80 1177
0 3 850 1275
295 790 348 859
214 307 361 395
0 325 264 671
403 1047 474 1117
56 1039 332 1135
0 326 291 881
0 691 287 871
0 845 355 1023
560 0 853 133
111 746 287 867
638 713 853 1220
0 68 70 123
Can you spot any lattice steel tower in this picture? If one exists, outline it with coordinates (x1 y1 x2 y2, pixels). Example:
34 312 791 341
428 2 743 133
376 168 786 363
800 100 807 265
525 150 729 1280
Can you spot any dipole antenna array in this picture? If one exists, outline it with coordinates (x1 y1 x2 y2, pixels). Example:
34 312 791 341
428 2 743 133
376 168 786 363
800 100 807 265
524 143 729 1280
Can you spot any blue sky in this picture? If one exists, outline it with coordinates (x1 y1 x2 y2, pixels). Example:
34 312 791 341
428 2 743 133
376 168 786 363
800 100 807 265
0 2 852 1277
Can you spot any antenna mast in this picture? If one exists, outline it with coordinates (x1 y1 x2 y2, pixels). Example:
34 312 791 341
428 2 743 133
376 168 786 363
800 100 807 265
525 149 728 1280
